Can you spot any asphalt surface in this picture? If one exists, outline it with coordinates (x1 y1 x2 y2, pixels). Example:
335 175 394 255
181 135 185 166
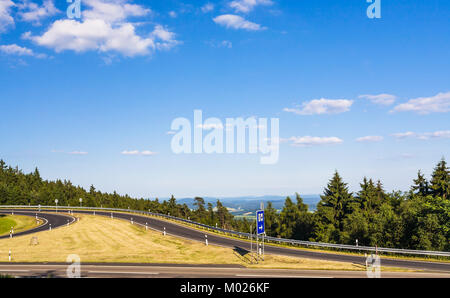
0 263 449 278
1 208 450 273
0 210 75 239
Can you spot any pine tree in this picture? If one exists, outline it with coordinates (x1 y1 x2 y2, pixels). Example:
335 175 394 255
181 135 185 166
411 170 430 197
430 158 450 200
314 171 354 242
264 201 279 237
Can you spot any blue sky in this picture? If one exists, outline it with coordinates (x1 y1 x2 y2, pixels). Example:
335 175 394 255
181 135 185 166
0 0 449 198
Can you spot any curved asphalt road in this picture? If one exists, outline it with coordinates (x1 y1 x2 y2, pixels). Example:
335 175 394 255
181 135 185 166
0 210 75 239
1 208 449 272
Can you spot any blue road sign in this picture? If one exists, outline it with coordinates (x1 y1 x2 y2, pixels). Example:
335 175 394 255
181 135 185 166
256 210 265 234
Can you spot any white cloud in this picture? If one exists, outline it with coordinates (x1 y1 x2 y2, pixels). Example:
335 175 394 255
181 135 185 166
284 98 353 115
82 0 151 23
213 14 264 31
25 19 178 57
356 135 384 142
201 3 214 13
24 0 178 57
359 93 396 106
168 11 177 18
207 40 232 48
391 92 450 114
68 151 88 155
0 43 46 58
0 0 15 33
121 150 158 156
229 0 273 13
141 150 158 156
17 0 60 24
152 25 180 51
392 130 450 140
285 136 343 147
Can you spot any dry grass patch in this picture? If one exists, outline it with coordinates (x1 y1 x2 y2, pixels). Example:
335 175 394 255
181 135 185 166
0 214 367 270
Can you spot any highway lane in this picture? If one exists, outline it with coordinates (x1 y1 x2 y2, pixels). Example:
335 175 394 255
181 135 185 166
32 209 450 272
1 208 449 272
0 210 75 240
0 263 449 278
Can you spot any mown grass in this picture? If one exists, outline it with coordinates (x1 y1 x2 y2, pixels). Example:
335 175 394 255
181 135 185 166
0 214 379 271
0 215 40 237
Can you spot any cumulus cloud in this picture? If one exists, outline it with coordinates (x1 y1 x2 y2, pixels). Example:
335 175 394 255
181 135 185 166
391 92 450 114
359 94 396 106
121 150 158 156
213 14 264 31
0 0 15 33
391 130 450 140
283 98 353 115
356 135 384 142
24 0 178 57
0 43 46 58
17 0 60 24
82 0 151 23
229 0 273 13
284 136 343 147
201 3 214 13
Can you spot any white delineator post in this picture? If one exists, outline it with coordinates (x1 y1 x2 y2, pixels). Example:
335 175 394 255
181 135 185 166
205 235 208 246
163 227 166 236
49 224 52 231
146 223 148 231
8 250 11 262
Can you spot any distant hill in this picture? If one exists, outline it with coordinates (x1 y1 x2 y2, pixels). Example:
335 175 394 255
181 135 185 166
165 195 321 215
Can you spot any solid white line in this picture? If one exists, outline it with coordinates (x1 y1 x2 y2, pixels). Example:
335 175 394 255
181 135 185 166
0 269 30 272
235 274 332 278
88 271 159 275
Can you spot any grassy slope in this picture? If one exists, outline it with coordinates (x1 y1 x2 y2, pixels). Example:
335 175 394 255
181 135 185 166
0 214 374 271
0 215 39 236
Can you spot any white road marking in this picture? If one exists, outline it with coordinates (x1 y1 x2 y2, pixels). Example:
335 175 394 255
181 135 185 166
235 274 332 278
88 271 160 275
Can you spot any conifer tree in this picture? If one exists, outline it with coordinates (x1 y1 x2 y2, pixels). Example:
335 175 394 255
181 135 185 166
430 158 449 200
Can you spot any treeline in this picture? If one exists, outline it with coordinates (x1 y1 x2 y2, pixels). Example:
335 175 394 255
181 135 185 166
0 160 246 231
264 158 449 251
0 158 449 251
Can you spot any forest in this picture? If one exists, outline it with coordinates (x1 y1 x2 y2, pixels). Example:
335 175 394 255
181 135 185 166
0 158 448 251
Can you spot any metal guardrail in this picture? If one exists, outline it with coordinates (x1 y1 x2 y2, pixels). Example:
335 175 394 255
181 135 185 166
1 205 449 257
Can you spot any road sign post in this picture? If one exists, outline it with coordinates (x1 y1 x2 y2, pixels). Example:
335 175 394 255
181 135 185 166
256 210 265 261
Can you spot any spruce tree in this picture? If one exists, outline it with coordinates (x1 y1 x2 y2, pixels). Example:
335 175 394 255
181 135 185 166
411 170 430 197
430 158 450 200
314 171 354 242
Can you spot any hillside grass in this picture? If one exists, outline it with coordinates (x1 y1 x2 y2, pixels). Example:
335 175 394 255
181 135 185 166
0 215 39 237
